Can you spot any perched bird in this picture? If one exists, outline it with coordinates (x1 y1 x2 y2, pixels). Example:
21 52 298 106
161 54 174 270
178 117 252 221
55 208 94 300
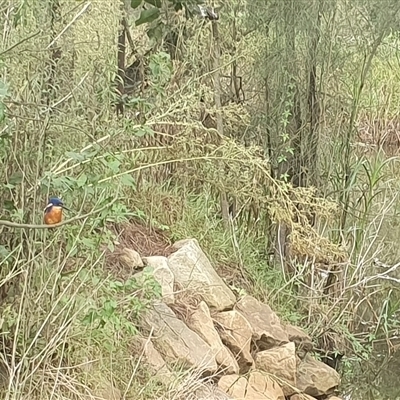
43 197 69 225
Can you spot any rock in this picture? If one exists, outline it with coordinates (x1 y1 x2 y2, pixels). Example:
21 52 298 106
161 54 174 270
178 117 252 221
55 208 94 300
218 375 247 399
255 342 297 396
296 354 340 397
187 301 239 374
218 371 285 400
94 382 121 400
168 239 236 311
119 248 143 269
195 384 234 400
214 310 254 372
290 395 317 400
285 324 313 358
143 302 217 372
247 370 285 400
235 295 289 350
142 256 175 304
139 338 172 383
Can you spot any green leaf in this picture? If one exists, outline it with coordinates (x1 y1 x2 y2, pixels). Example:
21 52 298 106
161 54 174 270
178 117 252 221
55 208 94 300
82 310 98 324
135 125 154 137
107 160 121 173
131 0 142 8
0 81 8 98
0 245 10 259
81 237 98 249
3 200 17 211
145 0 162 7
147 23 164 41
76 174 87 188
65 151 85 162
0 103 5 123
135 8 160 26
120 173 136 188
8 172 23 185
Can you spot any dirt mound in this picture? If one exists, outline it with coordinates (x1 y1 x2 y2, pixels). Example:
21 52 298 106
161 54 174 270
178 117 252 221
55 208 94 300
105 220 173 279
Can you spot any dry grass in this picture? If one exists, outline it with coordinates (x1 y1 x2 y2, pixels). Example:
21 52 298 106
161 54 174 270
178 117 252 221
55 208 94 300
2 0 400 398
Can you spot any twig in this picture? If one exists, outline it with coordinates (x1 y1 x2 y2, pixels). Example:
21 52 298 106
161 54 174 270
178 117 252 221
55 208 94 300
0 198 117 230
0 30 41 56
41 72 89 114
46 2 91 50
126 327 154 398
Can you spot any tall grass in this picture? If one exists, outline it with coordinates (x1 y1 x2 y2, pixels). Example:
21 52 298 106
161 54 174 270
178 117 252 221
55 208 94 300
2 0 400 398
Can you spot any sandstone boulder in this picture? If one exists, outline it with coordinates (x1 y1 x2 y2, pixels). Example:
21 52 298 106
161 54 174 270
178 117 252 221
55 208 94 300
236 296 289 350
214 310 254 372
248 370 285 400
290 395 317 400
296 354 340 397
142 256 175 304
168 239 236 311
143 302 217 372
119 248 143 269
255 342 297 396
138 338 172 383
195 384 234 400
218 375 247 399
187 301 239 374
218 371 285 400
285 324 313 358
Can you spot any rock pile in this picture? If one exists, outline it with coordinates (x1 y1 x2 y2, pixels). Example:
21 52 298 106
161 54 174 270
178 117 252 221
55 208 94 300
128 238 341 400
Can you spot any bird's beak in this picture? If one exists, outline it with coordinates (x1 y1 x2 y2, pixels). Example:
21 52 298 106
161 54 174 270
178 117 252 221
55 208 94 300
62 205 70 211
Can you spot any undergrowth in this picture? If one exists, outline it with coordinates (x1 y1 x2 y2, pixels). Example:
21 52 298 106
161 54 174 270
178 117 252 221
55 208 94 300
1 1 400 399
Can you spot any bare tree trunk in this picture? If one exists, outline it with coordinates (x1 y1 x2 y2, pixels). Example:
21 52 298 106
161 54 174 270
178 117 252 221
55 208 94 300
116 1 126 115
211 18 231 227
42 0 62 108
305 1 322 186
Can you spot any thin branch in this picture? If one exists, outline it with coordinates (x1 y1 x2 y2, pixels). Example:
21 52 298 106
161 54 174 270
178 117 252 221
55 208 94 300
0 30 41 56
46 2 92 50
0 198 117 229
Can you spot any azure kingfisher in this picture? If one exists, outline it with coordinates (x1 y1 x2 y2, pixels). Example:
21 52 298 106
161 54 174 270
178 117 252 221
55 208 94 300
43 197 69 225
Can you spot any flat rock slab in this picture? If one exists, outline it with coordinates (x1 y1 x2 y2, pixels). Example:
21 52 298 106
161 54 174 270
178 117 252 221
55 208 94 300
236 295 289 350
195 384 234 400
219 371 285 400
143 302 217 372
285 324 313 357
255 342 297 396
296 354 340 397
138 338 172 384
142 256 175 305
187 301 239 374
214 310 254 373
168 239 236 311
290 395 317 400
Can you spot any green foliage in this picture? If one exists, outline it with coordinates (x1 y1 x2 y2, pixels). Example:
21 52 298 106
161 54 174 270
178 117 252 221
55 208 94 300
136 8 161 26
2 0 400 398
0 79 7 123
131 0 209 26
82 267 162 348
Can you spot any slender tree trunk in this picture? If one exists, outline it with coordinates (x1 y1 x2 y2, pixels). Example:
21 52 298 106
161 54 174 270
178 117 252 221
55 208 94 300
42 0 62 108
116 1 126 115
305 1 322 186
211 18 231 226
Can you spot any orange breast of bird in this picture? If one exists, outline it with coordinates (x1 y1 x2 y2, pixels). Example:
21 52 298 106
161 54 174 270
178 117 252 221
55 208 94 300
44 206 63 225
